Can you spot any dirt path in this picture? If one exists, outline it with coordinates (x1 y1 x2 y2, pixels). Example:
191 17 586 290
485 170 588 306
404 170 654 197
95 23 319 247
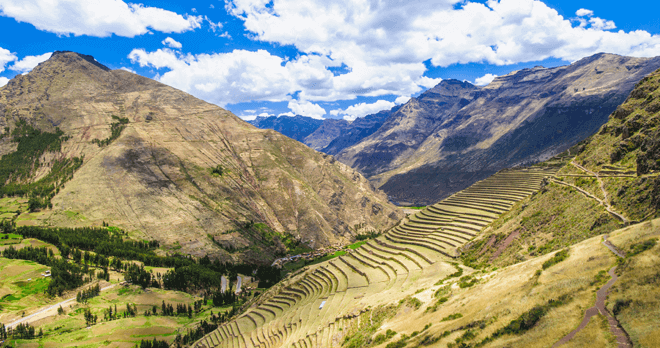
549 177 628 223
5 283 118 330
569 161 630 223
552 236 632 348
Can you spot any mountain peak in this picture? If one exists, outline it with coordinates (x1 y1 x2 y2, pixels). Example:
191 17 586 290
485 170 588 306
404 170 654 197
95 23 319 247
46 50 111 72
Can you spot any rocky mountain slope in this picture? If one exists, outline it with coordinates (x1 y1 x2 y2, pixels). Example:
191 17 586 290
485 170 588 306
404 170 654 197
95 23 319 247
337 53 660 205
463 67 660 268
248 115 324 144
248 108 395 153
0 51 403 261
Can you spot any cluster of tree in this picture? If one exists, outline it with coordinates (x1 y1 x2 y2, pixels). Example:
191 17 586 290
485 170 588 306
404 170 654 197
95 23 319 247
136 338 170 348
12 323 37 339
83 308 98 327
1 245 53 264
0 244 90 297
76 284 100 303
97 267 110 281
174 319 219 347
159 301 193 318
208 305 241 326
0 323 7 340
103 304 119 321
124 264 161 289
47 259 89 296
0 120 82 207
355 230 380 240
211 289 237 307
92 115 129 147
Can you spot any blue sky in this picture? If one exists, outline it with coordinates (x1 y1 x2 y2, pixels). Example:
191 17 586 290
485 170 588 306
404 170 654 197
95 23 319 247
1 0 660 121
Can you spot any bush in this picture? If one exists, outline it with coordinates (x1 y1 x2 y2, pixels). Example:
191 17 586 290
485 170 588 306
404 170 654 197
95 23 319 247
542 248 569 270
629 239 657 257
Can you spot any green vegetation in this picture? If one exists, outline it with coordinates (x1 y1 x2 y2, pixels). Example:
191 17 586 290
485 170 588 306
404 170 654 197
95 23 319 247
211 164 224 176
399 295 423 310
348 241 366 249
542 248 569 270
628 238 657 257
436 263 463 284
342 304 398 348
92 115 129 147
372 329 397 345
441 313 463 322
0 120 82 210
355 230 380 240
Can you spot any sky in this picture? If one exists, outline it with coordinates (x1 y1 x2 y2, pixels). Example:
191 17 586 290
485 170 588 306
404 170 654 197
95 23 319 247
1 0 660 121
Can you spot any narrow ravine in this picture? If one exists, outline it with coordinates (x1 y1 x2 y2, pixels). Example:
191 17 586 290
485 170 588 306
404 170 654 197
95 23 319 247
552 236 632 348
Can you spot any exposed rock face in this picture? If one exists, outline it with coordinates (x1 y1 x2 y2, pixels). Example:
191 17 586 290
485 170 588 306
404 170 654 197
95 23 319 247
0 51 403 260
320 108 396 155
248 115 323 144
336 53 660 205
303 118 349 150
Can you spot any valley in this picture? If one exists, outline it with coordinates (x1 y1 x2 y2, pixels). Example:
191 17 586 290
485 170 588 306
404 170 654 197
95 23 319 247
0 52 659 348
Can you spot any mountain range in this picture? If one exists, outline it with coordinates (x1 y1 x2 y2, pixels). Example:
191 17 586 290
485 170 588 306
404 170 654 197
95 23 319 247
249 53 660 205
0 51 402 261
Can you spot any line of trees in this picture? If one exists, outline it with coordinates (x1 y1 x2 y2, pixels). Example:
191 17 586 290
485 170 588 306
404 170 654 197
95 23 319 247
76 284 100 303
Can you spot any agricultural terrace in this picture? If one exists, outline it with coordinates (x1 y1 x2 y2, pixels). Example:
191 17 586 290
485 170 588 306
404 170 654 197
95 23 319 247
193 167 559 348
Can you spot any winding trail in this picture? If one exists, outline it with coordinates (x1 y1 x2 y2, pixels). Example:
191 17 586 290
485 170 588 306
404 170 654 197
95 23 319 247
568 161 629 223
549 177 628 223
552 236 632 348
5 283 117 330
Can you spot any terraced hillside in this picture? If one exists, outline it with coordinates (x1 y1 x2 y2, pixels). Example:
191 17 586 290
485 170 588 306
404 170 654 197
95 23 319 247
193 167 558 348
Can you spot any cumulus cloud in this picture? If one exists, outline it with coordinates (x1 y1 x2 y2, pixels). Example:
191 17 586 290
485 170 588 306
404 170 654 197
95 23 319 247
395 96 411 104
9 52 52 73
229 0 660 66
0 0 203 37
129 0 660 117
0 47 16 72
0 77 9 87
330 100 396 121
575 8 593 17
162 37 182 49
474 73 498 86
286 100 326 119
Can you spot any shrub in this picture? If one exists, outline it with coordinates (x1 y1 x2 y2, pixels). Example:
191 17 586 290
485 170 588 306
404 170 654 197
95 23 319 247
629 239 657 257
542 248 569 270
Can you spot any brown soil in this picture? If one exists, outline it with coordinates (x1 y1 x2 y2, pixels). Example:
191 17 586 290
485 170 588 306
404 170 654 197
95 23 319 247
490 229 520 261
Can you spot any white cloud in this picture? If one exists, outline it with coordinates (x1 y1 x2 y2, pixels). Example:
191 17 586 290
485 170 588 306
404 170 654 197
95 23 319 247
474 73 498 86
228 0 660 68
416 76 443 89
0 76 9 87
9 52 52 73
278 112 295 117
120 67 136 73
127 0 660 111
395 96 411 104
287 100 326 119
240 115 257 121
589 17 616 31
162 37 182 49
0 47 16 72
331 100 396 121
575 9 593 17
258 112 271 116
0 0 203 37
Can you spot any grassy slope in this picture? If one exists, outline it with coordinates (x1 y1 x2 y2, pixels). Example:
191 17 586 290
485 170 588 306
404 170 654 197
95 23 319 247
367 218 658 348
462 68 660 268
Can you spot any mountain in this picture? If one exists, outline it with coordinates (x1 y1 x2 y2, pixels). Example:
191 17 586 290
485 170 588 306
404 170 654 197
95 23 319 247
336 53 660 205
248 108 396 153
0 51 403 261
247 115 324 143
320 108 397 155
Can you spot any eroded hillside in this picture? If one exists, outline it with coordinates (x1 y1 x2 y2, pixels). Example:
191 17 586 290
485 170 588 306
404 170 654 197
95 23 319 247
337 53 660 206
0 51 403 261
